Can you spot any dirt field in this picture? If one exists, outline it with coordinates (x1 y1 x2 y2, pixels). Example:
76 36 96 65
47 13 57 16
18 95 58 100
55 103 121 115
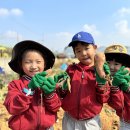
0 57 120 130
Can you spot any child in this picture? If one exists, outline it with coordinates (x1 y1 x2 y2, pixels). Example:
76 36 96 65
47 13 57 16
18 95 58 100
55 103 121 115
105 44 130 130
4 40 61 130
54 31 110 130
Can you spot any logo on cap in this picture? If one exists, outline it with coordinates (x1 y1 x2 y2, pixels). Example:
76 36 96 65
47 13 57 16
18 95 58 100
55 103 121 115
77 34 81 39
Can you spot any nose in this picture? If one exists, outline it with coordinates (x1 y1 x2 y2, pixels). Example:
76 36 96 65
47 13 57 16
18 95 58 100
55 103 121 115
30 62 37 69
82 50 87 56
110 64 115 70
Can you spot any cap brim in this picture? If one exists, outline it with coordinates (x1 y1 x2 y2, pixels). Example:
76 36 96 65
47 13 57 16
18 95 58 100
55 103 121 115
105 53 130 67
9 40 55 74
68 40 94 47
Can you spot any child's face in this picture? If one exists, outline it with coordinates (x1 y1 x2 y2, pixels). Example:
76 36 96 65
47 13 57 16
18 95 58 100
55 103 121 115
107 59 122 76
22 50 45 77
74 43 97 66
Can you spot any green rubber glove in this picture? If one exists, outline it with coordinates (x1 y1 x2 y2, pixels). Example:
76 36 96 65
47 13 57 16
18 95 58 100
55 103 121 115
54 72 69 90
96 62 110 85
28 71 47 89
104 62 111 75
112 66 130 92
40 77 56 95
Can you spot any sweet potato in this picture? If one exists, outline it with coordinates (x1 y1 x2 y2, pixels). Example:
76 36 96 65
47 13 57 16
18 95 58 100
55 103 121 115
45 68 53 76
94 52 106 79
94 52 112 85
46 69 71 92
56 77 71 92
67 77 71 92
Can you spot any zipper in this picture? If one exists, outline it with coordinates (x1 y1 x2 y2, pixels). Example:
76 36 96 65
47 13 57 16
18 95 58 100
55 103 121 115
78 70 84 119
82 70 84 79
37 90 43 130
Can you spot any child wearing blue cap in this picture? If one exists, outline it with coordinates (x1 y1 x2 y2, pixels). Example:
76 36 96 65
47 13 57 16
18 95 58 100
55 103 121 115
54 31 110 130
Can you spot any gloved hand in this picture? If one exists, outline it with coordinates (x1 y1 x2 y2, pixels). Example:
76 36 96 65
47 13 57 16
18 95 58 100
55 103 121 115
40 77 56 95
112 66 130 92
54 72 69 90
28 71 47 89
96 62 110 85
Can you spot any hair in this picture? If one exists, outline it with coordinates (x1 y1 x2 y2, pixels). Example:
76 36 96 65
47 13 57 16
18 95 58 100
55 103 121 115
18 49 46 77
71 41 90 53
106 55 127 66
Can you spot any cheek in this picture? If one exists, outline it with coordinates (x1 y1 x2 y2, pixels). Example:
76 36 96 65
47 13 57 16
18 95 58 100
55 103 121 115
39 63 45 71
41 65 45 70
89 50 95 57
22 64 29 71
115 66 120 71
75 53 79 58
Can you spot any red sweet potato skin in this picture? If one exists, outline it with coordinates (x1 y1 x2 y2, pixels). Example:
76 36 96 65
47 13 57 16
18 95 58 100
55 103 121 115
94 52 106 79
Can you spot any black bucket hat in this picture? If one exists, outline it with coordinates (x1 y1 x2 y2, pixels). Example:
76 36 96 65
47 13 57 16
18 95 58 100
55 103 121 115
9 40 55 74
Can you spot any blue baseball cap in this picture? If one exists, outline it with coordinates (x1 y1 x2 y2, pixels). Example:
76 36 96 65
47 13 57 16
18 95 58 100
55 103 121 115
68 31 95 46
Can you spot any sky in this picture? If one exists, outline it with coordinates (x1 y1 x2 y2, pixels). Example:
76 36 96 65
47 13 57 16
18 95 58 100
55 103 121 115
0 0 130 52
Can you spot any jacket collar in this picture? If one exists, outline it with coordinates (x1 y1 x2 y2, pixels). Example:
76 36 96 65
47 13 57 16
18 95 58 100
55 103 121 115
22 75 32 81
77 62 95 71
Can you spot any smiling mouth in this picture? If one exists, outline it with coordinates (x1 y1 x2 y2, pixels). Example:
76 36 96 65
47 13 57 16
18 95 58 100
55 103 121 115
30 71 39 73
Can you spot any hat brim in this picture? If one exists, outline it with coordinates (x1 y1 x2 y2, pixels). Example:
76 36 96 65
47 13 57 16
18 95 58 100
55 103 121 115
68 40 94 47
105 53 130 67
9 40 55 74
68 41 80 47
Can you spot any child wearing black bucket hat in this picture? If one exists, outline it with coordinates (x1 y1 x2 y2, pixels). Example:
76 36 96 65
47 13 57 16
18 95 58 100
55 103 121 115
54 31 110 130
4 40 61 130
105 44 130 130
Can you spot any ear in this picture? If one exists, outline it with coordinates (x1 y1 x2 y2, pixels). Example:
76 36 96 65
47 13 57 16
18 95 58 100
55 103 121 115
93 45 97 49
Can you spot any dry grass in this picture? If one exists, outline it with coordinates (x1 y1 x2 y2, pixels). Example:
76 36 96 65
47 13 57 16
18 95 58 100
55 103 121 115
0 58 12 73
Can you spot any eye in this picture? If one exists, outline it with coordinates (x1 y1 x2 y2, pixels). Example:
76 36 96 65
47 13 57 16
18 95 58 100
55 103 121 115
37 61 42 64
75 49 81 53
24 61 31 64
115 63 120 66
85 47 89 50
